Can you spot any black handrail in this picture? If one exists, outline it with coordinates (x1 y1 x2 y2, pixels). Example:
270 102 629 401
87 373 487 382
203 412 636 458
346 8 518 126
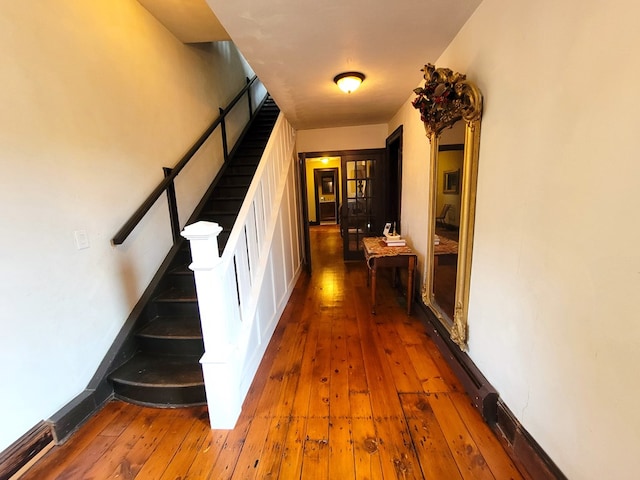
112 75 259 245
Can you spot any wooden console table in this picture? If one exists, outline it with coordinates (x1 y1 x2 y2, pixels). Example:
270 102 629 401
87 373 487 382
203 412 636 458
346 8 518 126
362 237 417 315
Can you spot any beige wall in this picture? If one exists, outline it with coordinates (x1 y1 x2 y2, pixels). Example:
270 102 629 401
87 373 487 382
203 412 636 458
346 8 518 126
296 124 388 152
0 1 255 451
389 0 640 477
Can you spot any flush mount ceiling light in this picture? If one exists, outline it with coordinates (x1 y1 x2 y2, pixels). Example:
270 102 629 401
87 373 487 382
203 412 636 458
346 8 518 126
333 71 365 93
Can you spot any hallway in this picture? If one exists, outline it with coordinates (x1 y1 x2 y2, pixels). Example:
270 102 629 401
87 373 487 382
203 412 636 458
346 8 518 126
21 225 524 479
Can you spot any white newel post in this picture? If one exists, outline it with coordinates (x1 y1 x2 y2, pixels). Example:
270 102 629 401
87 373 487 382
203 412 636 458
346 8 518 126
181 221 241 429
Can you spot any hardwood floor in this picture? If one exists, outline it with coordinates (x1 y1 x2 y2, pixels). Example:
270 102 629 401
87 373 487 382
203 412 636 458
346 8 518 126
21 225 525 479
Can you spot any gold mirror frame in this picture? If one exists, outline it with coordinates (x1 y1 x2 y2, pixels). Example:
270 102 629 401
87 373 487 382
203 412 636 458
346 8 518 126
413 64 483 350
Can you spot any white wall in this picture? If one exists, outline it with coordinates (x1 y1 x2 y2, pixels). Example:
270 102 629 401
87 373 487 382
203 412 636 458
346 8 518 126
389 0 640 477
0 0 254 451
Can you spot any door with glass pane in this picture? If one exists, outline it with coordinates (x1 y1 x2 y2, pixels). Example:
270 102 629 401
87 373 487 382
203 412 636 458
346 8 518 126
341 151 384 260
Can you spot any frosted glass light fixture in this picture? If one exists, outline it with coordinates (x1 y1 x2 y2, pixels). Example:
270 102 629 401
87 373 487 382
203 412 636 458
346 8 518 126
333 71 365 93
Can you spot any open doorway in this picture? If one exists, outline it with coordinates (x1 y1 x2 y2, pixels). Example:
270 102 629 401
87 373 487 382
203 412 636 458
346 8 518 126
313 168 339 224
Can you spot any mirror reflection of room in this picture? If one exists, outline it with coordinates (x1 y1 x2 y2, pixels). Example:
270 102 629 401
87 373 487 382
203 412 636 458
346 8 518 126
433 122 464 320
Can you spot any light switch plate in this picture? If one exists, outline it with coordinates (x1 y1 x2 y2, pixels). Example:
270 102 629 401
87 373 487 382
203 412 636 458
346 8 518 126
74 230 90 250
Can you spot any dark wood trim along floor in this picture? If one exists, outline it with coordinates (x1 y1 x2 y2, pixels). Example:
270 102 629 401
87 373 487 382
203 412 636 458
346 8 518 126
0 421 52 480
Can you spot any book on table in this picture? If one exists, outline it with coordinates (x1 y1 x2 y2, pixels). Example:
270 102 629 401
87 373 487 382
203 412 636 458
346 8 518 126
384 234 406 246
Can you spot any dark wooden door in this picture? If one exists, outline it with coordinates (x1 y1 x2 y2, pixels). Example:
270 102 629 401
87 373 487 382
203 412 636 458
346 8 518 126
385 126 403 234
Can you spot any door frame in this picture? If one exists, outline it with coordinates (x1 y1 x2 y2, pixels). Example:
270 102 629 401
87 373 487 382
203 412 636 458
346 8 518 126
385 125 404 234
297 153 312 274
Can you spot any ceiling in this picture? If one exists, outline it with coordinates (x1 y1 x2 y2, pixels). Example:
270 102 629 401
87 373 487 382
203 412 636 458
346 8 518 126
137 0 230 43
139 0 483 130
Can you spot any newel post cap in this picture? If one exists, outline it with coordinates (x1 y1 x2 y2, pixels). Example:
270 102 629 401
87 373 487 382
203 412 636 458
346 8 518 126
181 221 223 240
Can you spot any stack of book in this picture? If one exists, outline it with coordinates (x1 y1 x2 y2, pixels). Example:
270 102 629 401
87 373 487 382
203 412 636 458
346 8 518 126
434 234 441 246
384 233 406 247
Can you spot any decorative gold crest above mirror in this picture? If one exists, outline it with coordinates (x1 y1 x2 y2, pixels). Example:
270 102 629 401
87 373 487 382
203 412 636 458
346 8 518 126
412 64 483 350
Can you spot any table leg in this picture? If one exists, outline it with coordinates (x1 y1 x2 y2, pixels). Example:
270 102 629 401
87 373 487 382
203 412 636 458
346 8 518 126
407 256 416 315
371 265 377 314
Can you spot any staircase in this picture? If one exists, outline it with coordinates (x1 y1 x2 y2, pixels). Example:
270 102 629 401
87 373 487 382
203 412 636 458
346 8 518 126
108 97 280 407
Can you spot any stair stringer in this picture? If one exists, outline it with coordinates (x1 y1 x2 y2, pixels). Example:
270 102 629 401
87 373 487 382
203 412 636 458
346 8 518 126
183 113 303 429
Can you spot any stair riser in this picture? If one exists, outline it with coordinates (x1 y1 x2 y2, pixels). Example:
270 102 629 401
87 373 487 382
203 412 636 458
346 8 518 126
138 336 204 356
113 384 206 408
218 175 253 186
211 185 250 198
235 147 266 156
204 198 244 214
157 272 196 292
153 301 199 318
225 165 258 176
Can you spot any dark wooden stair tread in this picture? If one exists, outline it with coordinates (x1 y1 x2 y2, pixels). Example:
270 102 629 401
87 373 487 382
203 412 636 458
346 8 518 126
154 286 197 302
110 353 203 388
137 316 202 340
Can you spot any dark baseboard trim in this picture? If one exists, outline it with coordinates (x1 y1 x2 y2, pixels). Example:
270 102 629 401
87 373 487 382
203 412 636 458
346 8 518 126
494 400 567 479
414 300 498 423
47 390 112 445
0 422 53 480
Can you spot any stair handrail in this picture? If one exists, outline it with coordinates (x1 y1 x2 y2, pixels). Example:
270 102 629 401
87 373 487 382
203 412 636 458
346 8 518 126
111 75 260 246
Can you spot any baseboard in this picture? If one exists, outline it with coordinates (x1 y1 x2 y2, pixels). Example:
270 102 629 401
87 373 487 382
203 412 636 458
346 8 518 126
414 300 498 422
494 399 567 479
0 422 53 480
46 390 112 445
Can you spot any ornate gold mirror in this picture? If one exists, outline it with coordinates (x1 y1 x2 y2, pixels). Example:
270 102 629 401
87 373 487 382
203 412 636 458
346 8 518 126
413 64 483 350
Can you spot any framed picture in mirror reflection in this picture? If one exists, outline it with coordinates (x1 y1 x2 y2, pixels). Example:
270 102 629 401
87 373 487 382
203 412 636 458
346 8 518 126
443 169 460 194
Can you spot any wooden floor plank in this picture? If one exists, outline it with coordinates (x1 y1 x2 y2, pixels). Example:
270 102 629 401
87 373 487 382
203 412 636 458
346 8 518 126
156 414 210 480
79 408 161 479
54 435 117 480
352 416 384 480
328 417 356 478
450 392 525 480
229 415 272 479
405 342 454 393
183 429 229 480
252 416 291 479
21 225 523 480
330 307 352 419
375 319 424 394
206 413 253 480
278 416 306 478
374 416 423 480
301 416 330 479
400 392 464 480
428 392 496 480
